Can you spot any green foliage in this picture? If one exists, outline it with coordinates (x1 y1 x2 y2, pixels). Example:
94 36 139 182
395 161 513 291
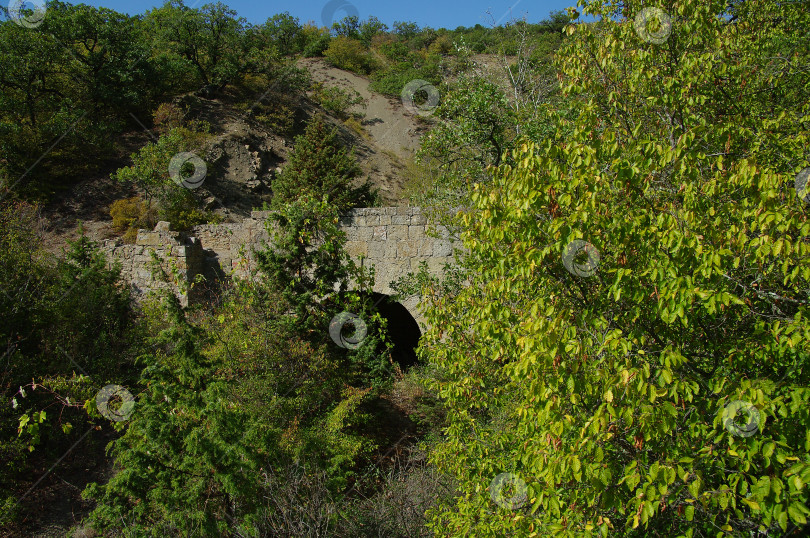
270 113 375 210
141 0 251 92
256 196 353 328
411 74 512 221
391 259 467 304
110 196 157 242
359 16 388 47
51 228 132 374
343 117 369 140
152 102 187 134
260 12 305 56
112 125 214 229
255 196 393 385
300 23 331 57
0 205 132 386
368 52 444 98
324 36 375 74
393 21 421 40
410 16 570 219
0 1 154 195
332 15 360 39
311 82 366 120
421 75 512 168
82 191 402 533
421 1 810 536
234 63 310 136
0 200 135 527
83 292 268 535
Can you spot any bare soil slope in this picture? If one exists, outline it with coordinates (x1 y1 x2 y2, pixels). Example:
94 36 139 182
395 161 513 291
299 58 429 203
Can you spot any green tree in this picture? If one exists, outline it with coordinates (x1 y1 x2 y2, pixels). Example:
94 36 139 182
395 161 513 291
421 0 810 536
331 15 360 39
143 0 249 93
44 1 158 121
0 202 135 527
112 125 212 229
539 10 572 33
50 227 132 377
82 196 396 533
83 292 268 535
260 12 303 56
0 8 88 193
420 75 511 169
0 2 174 197
393 21 420 40
255 196 391 382
271 113 374 210
359 16 388 46
256 196 354 331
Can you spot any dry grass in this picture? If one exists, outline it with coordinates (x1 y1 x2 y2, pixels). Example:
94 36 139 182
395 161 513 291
344 117 371 142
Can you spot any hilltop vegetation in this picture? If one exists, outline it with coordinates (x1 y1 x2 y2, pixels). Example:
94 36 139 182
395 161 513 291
1 0 809 537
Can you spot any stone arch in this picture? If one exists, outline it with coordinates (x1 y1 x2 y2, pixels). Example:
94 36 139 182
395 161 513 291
370 292 422 369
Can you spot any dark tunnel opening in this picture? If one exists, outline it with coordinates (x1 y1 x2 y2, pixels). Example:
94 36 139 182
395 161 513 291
370 292 422 369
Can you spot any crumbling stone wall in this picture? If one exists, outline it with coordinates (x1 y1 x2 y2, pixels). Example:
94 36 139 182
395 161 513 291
101 207 456 317
101 224 205 307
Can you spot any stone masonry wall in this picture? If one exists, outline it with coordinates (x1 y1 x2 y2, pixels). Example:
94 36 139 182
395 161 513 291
338 207 453 295
101 225 205 307
101 207 455 318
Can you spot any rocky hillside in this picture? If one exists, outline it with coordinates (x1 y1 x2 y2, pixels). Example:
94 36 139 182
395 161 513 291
38 58 433 254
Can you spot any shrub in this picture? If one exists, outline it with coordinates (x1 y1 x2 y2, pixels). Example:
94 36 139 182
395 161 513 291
171 207 216 232
369 59 443 98
254 90 299 135
377 40 411 63
312 82 366 120
82 293 268 536
1 208 135 528
151 102 186 134
109 196 156 241
112 126 213 230
428 34 454 55
369 32 397 50
301 23 331 57
109 197 143 232
324 36 374 74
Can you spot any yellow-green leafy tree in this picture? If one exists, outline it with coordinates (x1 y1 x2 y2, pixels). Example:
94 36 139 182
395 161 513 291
421 0 810 536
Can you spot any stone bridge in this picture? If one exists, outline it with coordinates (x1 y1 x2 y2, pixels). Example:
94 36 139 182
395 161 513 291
101 207 456 327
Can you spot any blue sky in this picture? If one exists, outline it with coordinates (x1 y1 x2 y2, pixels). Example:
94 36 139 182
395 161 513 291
37 0 579 29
